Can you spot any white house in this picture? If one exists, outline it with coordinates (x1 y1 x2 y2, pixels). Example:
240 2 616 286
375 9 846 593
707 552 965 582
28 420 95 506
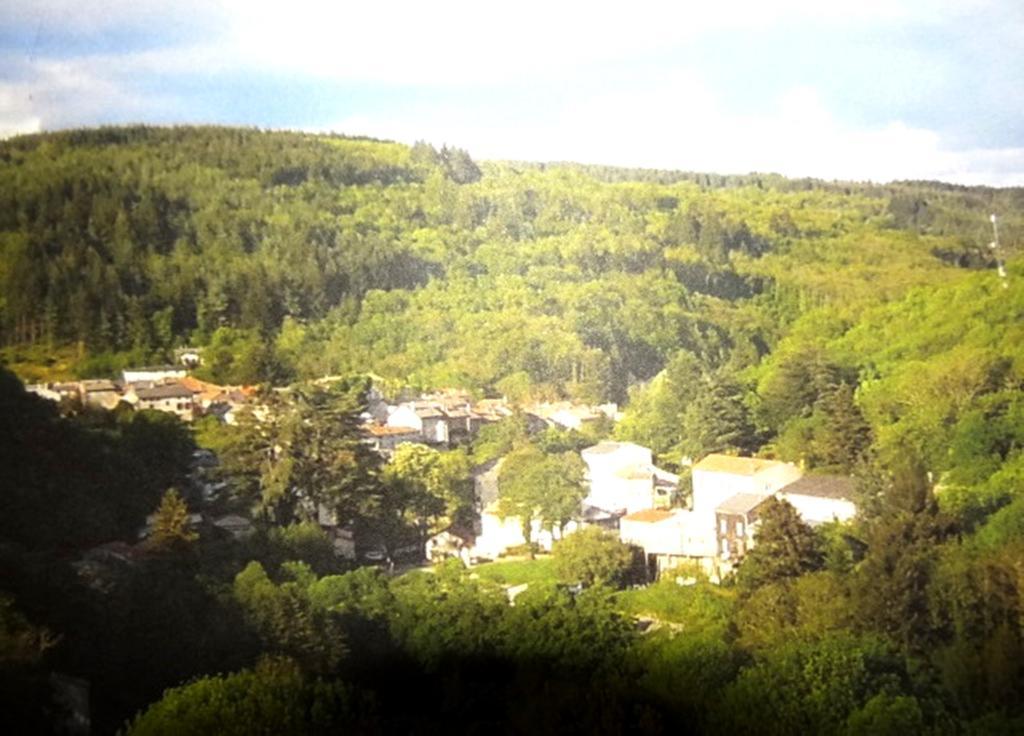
122 365 187 384
128 382 199 421
619 508 719 579
690 454 802 514
778 475 858 526
460 457 581 560
714 493 771 564
386 402 450 444
581 441 658 515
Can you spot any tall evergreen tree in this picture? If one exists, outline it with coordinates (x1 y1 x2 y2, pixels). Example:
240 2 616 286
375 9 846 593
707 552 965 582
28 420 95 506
738 497 824 592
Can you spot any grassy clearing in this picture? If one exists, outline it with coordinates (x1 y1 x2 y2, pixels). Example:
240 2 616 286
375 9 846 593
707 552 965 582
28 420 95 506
471 556 558 586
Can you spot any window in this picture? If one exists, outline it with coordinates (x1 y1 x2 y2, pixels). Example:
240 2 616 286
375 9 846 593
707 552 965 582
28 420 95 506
737 521 745 537
719 518 727 534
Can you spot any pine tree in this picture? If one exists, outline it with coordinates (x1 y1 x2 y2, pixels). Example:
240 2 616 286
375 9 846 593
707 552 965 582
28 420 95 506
738 497 823 592
813 381 872 472
148 488 197 549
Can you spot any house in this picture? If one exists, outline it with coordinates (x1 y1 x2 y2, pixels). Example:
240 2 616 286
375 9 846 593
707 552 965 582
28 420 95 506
179 376 232 409
122 365 187 384
472 398 513 422
362 424 422 455
714 493 771 563
619 508 718 579
129 382 199 421
778 474 858 526
581 441 659 516
175 347 203 368
386 402 450 444
458 457 579 559
79 379 122 410
522 400 617 432
690 454 802 514
363 386 391 424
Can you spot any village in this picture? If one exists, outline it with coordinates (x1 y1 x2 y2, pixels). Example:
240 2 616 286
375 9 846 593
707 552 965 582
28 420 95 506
26 359 857 587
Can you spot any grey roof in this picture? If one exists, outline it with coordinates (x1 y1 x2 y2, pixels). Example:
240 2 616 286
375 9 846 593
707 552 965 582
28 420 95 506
136 383 195 400
716 493 771 515
780 475 857 500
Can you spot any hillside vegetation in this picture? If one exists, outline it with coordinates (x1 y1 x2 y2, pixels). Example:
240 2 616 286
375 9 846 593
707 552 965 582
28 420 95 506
2 126 1024 734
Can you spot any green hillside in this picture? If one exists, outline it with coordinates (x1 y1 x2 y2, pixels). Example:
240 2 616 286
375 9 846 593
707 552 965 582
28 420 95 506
3 126 1024 734
1 125 1018 399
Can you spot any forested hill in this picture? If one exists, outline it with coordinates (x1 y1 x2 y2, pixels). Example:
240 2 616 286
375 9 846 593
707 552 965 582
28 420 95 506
0 125 1020 406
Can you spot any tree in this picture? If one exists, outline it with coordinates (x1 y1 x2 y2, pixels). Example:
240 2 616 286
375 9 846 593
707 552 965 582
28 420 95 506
438 145 482 184
232 562 347 673
552 527 637 589
737 497 823 591
680 369 760 459
497 446 586 552
228 379 384 526
146 487 197 549
812 381 871 472
712 633 911 736
124 658 376 735
381 444 473 542
497 584 635 672
852 459 956 653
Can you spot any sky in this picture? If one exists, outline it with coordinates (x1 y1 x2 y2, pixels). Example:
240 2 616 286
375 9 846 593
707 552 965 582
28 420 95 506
1 0 1022 185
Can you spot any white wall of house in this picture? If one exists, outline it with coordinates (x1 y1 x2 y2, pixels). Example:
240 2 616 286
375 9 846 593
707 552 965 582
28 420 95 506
422 416 449 444
582 442 655 513
386 405 424 433
619 509 718 558
138 397 196 421
585 473 655 515
122 367 186 383
692 463 801 513
470 508 578 559
692 470 756 513
778 493 856 525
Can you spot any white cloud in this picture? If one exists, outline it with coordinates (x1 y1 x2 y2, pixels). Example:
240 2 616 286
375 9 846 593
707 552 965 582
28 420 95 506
2 0 1020 184
0 82 42 138
0 56 180 137
316 77 1024 185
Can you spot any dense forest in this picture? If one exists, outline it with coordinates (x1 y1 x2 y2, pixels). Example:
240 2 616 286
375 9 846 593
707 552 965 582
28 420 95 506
1 126 1023 734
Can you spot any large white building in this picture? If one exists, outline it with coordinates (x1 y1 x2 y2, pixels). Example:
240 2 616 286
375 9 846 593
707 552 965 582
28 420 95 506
581 441 668 515
621 453 858 580
691 454 802 513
